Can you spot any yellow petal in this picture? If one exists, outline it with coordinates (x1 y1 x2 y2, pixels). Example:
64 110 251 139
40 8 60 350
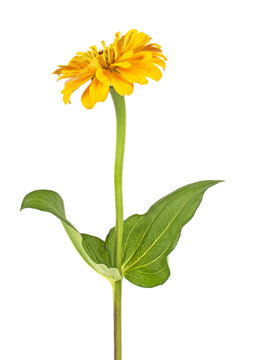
148 43 161 49
118 67 148 85
116 50 134 62
90 78 110 103
152 57 166 70
122 29 138 48
115 31 121 39
111 62 131 68
81 79 110 109
153 52 168 61
96 68 111 85
130 62 162 81
81 83 96 109
62 75 93 104
101 40 107 51
124 31 151 52
129 51 153 62
89 45 98 52
144 45 163 53
110 71 134 96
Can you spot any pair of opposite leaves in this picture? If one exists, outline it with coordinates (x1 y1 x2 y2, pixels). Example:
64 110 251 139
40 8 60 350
21 180 221 288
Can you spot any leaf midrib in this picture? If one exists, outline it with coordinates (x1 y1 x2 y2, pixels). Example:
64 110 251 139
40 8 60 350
122 194 181 268
123 187 206 272
122 186 192 269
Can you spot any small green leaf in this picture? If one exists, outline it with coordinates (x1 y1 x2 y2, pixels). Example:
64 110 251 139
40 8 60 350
21 190 121 282
105 180 222 288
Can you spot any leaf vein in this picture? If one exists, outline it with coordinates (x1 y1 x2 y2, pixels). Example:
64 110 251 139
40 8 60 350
124 188 204 272
123 216 142 256
122 193 180 268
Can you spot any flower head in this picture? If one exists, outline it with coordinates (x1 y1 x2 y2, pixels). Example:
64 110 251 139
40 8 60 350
53 30 167 109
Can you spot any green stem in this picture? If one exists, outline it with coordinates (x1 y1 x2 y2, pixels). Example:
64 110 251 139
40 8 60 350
112 280 122 360
110 87 126 360
110 87 126 270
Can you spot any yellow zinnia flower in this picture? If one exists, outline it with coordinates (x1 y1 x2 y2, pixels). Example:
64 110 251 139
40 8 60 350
53 30 167 109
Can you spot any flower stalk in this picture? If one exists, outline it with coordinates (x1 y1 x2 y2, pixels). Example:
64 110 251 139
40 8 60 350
113 280 122 360
110 86 126 360
111 87 126 271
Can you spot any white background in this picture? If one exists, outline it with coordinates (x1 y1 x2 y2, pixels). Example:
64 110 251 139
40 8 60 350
1 0 252 359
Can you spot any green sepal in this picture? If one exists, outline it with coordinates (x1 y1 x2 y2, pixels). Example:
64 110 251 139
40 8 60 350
105 180 222 288
21 190 122 283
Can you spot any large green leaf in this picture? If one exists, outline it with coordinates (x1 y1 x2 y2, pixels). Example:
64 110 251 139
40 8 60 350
21 190 121 282
105 180 221 288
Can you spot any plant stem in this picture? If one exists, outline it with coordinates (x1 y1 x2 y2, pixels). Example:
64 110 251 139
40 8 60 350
110 87 126 360
110 87 126 270
112 280 122 360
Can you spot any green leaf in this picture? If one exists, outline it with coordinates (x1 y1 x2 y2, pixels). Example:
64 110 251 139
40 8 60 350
21 190 122 282
105 180 222 288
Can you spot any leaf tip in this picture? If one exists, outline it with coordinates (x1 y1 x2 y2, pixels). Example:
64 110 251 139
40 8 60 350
214 180 225 185
20 196 27 211
204 180 224 187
